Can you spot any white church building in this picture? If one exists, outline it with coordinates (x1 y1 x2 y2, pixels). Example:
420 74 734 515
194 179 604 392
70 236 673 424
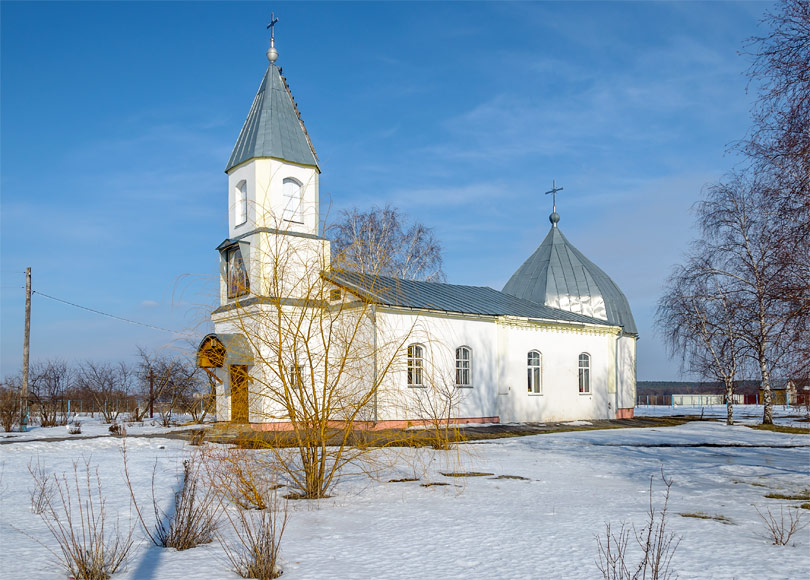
197 32 638 427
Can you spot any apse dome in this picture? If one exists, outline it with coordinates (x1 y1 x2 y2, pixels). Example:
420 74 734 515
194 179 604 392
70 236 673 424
502 222 637 335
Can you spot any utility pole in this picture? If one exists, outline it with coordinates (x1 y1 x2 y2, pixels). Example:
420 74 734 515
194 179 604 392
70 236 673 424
20 267 31 432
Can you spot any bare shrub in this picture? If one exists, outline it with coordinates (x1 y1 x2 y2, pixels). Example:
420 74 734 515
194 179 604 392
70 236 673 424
219 486 289 580
34 460 134 580
0 384 21 432
205 447 280 511
67 420 82 435
28 458 53 515
756 505 808 545
125 450 219 550
108 421 125 436
596 471 680 580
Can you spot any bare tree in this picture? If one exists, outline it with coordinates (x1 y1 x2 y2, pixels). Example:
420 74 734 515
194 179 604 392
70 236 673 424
136 349 204 424
76 361 134 424
697 173 806 424
658 259 746 425
208 212 415 499
29 360 74 427
743 0 810 198
328 204 446 282
0 382 21 432
743 0 810 387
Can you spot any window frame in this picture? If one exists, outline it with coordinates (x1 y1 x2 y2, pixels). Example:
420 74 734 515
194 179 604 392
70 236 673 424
235 180 248 226
527 350 542 395
578 353 591 394
407 344 424 387
282 177 304 224
455 346 472 387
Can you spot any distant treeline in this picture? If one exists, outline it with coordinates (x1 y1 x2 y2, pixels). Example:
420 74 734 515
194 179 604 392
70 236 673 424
637 381 762 396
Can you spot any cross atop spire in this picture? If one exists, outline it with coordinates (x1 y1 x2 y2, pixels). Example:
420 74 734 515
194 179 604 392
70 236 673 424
544 179 564 227
266 12 280 63
267 12 279 39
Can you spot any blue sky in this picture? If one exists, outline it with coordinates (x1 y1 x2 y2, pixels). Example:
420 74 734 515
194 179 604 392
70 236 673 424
1 1 768 380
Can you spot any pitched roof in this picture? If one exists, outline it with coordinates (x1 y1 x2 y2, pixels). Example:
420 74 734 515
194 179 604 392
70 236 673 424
225 64 319 173
502 226 638 334
326 271 614 327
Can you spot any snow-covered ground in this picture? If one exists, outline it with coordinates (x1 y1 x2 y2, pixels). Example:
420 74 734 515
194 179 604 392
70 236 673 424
1 418 808 579
0 414 210 442
636 403 809 427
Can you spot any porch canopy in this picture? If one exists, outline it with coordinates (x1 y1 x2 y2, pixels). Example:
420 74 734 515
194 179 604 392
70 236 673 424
196 333 254 368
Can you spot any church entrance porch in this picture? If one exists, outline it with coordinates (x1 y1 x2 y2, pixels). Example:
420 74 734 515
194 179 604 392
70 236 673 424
197 333 255 424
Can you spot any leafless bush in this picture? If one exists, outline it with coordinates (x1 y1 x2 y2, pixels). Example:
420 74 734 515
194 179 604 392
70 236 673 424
206 448 279 511
125 450 219 550
756 505 808 545
34 460 134 580
67 420 82 434
108 421 125 436
29 360 73 427
596 471 680 580
219 486 289 580
0 384 21 431
28 458 53 515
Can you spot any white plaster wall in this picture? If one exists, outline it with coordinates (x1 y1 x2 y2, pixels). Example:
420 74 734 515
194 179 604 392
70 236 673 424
227 158 319 239
373 310 502 422
373 310 623 423
617 336 637 409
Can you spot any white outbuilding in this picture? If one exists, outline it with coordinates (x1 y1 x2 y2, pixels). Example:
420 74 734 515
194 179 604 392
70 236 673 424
198 35 638 427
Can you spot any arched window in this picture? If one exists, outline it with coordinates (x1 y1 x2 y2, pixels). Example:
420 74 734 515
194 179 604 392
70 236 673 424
578 353 591 394
455 346 472 387
528 350 542 394
235 180 247 226
407 344 424 387
282 177 303 224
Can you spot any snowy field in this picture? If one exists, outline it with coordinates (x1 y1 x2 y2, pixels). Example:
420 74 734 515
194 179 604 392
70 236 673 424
1 416 808 579
636 403 809 427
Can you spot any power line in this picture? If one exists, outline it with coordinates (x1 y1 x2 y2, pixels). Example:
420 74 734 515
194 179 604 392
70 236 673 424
33 290 195 337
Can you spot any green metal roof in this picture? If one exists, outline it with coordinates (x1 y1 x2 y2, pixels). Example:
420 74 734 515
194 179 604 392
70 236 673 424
326 271 614 327
226 64 319 173
502 226 638 335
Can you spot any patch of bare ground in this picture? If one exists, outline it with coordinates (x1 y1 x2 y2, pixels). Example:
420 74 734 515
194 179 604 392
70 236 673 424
749 424 810 435
680 512 734 524
194 416 699 448
440 472 494 477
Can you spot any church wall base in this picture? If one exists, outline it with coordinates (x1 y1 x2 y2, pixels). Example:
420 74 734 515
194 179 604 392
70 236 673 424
616 407 634 419
246 416 501 432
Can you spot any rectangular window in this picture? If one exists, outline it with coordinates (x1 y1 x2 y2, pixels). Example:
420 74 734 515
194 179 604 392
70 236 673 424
407 345 423 387
227 247 250 298
455 346 471 386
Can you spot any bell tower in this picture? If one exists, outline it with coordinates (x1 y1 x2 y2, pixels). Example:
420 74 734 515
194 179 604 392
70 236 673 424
216 19 329 305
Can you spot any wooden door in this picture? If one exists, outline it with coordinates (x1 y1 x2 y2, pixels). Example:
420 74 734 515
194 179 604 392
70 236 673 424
230 365 249 423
